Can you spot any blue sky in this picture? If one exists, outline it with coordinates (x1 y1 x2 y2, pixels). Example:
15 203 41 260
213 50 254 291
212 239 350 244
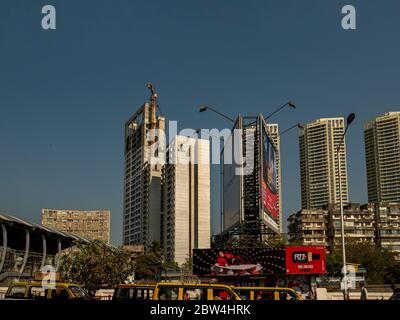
0 0 399 244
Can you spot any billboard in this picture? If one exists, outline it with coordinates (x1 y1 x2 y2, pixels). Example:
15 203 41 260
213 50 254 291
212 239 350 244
193 247 327 277
193 248 286 276
285 246 327 275
259 115 279 232
221 116 243 231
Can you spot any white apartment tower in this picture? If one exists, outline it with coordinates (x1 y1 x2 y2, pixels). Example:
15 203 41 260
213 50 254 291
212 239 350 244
266 124 282 232
364 112 400 203
299 118 349 209
123 98 165 247
163 136 211 265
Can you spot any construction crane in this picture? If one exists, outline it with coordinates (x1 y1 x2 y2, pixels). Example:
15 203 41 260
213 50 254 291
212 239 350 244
147 82 157 144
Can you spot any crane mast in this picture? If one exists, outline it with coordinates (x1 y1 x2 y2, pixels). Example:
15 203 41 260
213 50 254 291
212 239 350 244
147 82 157 144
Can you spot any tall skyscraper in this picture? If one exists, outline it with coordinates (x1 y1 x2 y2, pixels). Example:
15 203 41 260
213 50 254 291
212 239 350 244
364 112 400 203
299 118 349 209
123 97 166 247
266 124 282 233
162 136 210 265
42 209 111 242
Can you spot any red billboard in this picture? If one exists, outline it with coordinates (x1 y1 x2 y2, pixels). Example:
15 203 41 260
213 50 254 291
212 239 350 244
285 246 326 275
260 115 279 232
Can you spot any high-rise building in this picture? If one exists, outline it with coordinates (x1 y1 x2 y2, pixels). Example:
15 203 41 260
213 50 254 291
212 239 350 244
123 100 166 248
41 209 111 242
299 118 349 209
364 112 400 203
162 136 210 265
266 124 282 233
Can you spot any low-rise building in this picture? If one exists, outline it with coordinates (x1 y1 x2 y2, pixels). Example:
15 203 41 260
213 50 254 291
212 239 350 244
287 208 328 247
328 203 375 247
376 203 400 260
288 202 400 260
42 209 111 243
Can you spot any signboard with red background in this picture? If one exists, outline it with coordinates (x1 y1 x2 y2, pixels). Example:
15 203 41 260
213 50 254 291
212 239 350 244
285 246 326 274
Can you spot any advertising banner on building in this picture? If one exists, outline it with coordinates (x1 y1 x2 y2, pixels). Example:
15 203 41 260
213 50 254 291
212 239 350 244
193 248 286 276
285 246 326 275
259 115 279 232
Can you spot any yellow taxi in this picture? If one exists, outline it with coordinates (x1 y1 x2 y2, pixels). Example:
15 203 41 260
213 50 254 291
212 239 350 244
5 281 91 300
113 283 156 301
233 286 303 300
153 282 241 300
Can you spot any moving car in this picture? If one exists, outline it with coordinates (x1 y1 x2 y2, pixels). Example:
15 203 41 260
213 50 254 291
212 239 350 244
152 282 241 300
5 282 90 300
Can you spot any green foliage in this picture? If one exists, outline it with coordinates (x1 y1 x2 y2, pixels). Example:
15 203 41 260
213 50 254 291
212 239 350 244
181 256 193 274
59 240 134 288
326 242 400 284
134 241 179 280
326 250 343 277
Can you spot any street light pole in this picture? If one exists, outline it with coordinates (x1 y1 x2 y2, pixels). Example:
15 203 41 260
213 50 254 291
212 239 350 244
265 101 296 120
337 113 355 301
279 123 304 136
199 105 235 123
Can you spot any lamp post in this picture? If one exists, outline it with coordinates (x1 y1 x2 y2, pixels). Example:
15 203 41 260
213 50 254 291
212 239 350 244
265 101 296 120
279 123 303 136
199 105 235 123
337 113 355 300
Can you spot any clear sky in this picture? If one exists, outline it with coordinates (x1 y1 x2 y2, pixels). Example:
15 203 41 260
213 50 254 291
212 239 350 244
1 0 399 244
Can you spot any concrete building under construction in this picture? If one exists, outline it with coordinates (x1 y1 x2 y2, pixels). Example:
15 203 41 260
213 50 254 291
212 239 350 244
123 83 166 248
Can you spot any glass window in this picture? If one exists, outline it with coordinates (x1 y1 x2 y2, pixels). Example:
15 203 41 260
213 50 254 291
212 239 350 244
69 286 89 299
254 290 275 300
135 288 153 300
28 286 46 299
278 291 298 300
182 288 207 300
115 288 133 300
50 287 71 300
212 289 233 300
157 287 179 300
7 286 26 298
236 290 251 300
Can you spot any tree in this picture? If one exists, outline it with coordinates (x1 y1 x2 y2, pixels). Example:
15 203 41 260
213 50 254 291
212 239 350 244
59 240 134 289
181 256 193 275
326 242 400 284
134 241 179 280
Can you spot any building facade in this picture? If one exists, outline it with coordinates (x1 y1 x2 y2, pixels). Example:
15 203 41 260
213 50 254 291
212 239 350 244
364 112 400 203
288 203 400 259
266 124 282 233
123 102 165 248
41 209 110 242
162 136 211 265
327 203 375 248
299 118 349 209
376 203 400 260
287 208 328 247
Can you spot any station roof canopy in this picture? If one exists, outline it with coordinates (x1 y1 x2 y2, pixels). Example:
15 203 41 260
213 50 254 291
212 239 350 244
0 213 88 254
